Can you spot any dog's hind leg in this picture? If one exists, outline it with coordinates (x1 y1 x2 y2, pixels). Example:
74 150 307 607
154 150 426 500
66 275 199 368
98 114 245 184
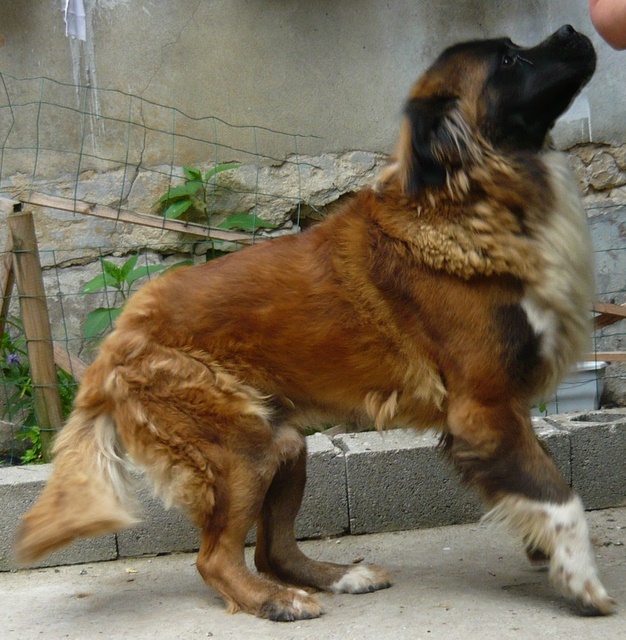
444 398 616 615
254 447 391 594
193 445 323 622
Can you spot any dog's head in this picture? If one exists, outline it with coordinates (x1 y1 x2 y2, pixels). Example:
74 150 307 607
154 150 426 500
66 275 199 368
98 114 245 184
389 25 596 195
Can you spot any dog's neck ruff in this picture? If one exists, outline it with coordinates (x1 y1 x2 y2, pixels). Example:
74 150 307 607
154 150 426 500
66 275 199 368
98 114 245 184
372 148 594 394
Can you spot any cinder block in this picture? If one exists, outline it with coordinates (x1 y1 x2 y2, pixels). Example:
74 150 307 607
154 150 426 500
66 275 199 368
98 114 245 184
532 417 572 484
116 479 200 558
296 433 349 539
551 409 626 509
119 433 348 555
334 430 482 535
0 465 117 571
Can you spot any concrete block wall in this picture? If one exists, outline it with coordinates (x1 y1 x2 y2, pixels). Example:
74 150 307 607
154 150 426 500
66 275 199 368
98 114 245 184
1 409 624 572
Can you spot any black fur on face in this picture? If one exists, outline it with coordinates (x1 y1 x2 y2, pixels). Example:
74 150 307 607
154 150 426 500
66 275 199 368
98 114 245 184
402 25 596 194
479 25 596 150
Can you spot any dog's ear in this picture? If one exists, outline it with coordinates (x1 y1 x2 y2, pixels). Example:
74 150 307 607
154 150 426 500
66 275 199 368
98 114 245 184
398 95 465 195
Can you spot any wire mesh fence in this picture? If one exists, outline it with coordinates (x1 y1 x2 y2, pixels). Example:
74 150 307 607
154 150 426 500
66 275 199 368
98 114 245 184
0 72 327 239
0 73 624 465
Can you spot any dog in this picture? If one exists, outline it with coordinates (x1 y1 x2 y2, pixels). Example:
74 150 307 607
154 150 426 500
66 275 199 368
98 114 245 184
16 25 615 620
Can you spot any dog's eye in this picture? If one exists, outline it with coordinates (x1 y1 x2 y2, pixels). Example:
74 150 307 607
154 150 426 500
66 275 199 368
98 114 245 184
501 54 517 68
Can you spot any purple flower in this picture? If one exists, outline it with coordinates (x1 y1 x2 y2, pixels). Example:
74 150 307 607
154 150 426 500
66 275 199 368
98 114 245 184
6 353 20 366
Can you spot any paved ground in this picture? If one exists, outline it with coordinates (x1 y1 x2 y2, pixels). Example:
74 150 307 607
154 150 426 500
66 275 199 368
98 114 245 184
1 507 624 640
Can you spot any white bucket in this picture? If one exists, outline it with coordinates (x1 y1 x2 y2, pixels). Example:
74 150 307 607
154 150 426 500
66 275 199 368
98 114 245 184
533 361 607 416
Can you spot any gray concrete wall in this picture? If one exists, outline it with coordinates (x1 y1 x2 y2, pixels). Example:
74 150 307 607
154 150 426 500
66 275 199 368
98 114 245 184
0 0 625 166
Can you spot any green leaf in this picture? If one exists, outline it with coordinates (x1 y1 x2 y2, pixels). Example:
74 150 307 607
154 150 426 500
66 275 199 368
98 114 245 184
161 259 193 274
120 254 140 281
155 181 202 204
183 166 203 181
126 263 168 288
164 199 194 219
81 272 118 294
83 306 124 339
217 213 277 232
204 162 239 182
101 260 123 285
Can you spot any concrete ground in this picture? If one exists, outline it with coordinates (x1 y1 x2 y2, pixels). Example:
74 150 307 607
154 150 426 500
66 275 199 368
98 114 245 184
1 507 624 640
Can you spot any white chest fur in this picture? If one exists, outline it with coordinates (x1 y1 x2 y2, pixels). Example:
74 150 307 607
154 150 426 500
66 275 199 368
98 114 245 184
522 151 595 395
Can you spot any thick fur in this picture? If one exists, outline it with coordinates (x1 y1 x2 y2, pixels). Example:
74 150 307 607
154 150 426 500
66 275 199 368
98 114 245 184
16 26 615 619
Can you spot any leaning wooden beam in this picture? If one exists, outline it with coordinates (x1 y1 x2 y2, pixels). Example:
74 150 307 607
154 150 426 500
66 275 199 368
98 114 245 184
20 192 268 245
0 198 22 337
52 343 88 383
593 301 626 330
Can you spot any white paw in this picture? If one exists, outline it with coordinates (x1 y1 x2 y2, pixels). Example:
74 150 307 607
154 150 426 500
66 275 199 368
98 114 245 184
329 564 391 594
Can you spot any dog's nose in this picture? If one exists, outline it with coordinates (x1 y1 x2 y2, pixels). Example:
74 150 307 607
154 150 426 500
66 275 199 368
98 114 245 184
557 24 577 39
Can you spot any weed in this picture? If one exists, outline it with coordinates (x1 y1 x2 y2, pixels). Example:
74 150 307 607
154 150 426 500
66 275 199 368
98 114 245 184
155 164 277 233
81 254 192 340
1 316 76 464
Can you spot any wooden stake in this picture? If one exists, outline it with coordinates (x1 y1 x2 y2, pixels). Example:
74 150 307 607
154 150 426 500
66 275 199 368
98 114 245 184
8 210 64 462
0 198 21 337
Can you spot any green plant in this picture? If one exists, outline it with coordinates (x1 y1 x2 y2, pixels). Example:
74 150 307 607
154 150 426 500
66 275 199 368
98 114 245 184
1 316 77 464
155 164 277 233
1 317 35 428
16 426 43 465
82 254 192 340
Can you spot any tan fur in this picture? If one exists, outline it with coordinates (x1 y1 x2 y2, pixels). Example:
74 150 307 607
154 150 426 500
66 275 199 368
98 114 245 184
16 30 613 620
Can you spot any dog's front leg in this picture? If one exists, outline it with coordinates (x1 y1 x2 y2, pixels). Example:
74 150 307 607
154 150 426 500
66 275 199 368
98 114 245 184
444 398 616 615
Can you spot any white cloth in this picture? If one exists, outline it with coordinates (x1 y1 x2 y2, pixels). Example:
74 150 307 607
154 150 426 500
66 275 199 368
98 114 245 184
64 0 86 41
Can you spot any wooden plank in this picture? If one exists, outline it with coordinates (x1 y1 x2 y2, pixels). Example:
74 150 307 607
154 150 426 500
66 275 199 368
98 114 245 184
593 301 626 330
9 211 64 462
21 192 268 245
588 351 626 363
52 342 88 383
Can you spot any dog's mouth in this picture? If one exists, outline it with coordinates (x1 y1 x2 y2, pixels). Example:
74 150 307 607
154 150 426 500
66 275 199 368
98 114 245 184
529 24 596 82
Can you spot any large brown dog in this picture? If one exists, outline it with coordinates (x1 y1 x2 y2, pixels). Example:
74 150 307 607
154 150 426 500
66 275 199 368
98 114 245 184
17 25 615 619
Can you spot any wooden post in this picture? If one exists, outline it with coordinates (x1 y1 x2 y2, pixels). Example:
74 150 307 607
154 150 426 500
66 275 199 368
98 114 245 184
8 210 64 462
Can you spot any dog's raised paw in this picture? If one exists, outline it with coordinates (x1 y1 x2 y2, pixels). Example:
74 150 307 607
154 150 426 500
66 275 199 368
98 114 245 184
329 564 392 594
576 581 617 617
260 588 323 622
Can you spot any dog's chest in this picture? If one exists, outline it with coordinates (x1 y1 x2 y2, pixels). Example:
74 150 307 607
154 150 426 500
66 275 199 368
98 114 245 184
520 152 595 384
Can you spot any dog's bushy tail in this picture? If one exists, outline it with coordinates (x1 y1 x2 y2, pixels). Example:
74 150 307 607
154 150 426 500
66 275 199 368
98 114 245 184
15 406 138 565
